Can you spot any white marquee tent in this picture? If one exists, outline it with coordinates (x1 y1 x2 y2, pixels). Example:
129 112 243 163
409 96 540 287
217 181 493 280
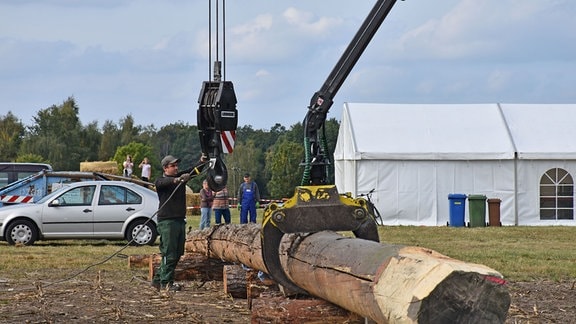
334 103 576 226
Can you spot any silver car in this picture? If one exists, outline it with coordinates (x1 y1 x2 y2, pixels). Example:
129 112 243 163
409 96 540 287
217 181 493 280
0 181 159 246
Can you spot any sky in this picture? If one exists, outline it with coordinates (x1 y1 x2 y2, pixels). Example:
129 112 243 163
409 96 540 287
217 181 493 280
1 0 575 130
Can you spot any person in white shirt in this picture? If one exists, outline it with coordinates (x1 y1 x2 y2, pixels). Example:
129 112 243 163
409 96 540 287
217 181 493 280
139 157 152 182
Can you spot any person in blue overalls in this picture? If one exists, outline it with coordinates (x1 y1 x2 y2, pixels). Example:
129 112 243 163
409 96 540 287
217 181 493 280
237 173 260 223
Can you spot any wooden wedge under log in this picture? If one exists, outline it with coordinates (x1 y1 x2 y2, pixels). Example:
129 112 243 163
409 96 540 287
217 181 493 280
222 264 278 300
251 291 364 323
223 264 248 298
145 252 228 282
186 224 510 323
127 254 152 268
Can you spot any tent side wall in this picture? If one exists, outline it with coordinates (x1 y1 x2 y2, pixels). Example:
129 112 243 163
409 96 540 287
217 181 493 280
334 104 359 195
336 159 516 226
335 159 357 194
516 159 576 225
335 102 576 226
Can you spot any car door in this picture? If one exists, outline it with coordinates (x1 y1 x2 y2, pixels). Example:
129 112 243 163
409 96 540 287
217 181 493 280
40 185 96 238
94 184 145 236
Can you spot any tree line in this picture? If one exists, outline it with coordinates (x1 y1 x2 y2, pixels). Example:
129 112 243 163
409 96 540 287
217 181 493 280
0 97 340 200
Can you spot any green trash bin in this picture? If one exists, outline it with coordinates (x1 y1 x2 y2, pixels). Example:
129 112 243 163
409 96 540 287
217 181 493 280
468 194 487 227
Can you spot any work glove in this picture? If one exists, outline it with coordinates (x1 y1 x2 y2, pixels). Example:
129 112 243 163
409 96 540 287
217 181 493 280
178 173 191 183
256 202 260 208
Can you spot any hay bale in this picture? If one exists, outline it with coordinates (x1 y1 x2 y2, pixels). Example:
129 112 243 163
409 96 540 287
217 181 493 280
80 161 119 175
186 188 201 216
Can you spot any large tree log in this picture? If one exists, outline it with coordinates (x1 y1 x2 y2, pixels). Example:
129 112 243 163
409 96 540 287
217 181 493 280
187 224 266 270
185 224 510 323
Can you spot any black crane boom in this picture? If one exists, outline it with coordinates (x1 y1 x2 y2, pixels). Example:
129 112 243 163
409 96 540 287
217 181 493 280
302 0 399 186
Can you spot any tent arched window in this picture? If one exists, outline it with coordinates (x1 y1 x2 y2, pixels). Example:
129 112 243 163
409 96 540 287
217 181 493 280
539 168 574 220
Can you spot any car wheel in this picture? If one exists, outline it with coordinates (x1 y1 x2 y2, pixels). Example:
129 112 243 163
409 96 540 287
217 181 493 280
127 220 157 246
6 219 38 246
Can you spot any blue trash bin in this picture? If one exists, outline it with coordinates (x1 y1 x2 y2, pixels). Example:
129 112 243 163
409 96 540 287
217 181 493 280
448 194 467 227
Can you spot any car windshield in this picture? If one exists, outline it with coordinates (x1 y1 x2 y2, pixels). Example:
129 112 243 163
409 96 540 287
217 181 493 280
36 185 72 204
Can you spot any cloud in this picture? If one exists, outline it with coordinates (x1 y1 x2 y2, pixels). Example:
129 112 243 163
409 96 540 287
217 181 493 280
0 35 197 78
226 7 347 63
486 69 512 92
0 38 76 76
0 0 128 8
255 69 270 77
1 0 576 131
233 13 274 35
394 0 576 62
282 7 342 36
228 14 280 61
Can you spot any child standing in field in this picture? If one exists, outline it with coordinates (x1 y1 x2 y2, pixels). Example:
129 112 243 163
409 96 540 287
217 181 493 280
199 179 214 229
139 157 151 182
213 186 231 224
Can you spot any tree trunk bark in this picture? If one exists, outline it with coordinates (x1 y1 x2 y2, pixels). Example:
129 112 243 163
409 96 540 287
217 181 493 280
186 224 510 324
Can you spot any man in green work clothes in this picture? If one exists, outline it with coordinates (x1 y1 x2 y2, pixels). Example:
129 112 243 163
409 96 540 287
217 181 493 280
151 154 206 291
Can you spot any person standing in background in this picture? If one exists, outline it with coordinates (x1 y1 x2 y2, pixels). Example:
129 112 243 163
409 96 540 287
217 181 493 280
123 155 133 177
213 186 231 225
139 157 152 182
199 179 214 229
237 173 260 224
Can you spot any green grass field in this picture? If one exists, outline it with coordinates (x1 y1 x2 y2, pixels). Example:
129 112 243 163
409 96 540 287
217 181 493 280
1 207 574 283
376 225 576 281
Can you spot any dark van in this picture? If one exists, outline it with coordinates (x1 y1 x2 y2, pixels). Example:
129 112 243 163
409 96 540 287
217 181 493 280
0 163 52 188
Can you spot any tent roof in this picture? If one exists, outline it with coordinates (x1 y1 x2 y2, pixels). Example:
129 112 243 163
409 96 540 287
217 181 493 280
501 104 576 159
335 103 576 160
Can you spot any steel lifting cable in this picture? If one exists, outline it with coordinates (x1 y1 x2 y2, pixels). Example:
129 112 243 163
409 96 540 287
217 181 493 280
222 0 227 81
215 0 220 78
202 0 228 123
207 0 227 81
208 0 212 81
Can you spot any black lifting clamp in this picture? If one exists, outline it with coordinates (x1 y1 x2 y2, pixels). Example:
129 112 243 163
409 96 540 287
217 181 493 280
261 185 380 294
197 62 238 192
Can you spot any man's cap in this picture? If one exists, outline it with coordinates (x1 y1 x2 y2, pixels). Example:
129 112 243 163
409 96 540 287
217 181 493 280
161 155 180 167
244 172 250 177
